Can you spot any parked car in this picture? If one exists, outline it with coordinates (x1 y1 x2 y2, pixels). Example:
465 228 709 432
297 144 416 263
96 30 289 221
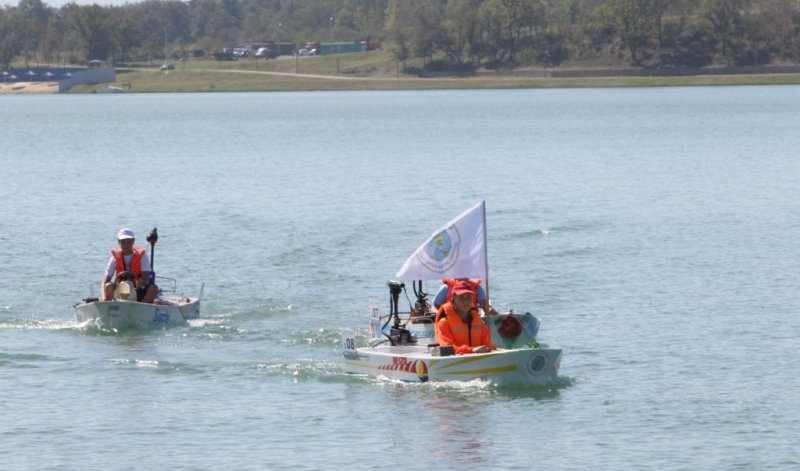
213 51 237 61
160 63 175 70
233 47 251 58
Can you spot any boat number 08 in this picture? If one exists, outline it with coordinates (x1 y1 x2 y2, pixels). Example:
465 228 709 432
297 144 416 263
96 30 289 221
342 330 358 359
342 330 356 351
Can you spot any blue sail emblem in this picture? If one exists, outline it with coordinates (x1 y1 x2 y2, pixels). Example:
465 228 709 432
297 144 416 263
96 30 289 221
425 231 452 261
415 226 461 273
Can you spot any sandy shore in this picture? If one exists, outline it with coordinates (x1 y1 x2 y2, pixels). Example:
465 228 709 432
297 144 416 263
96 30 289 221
0 82 59 94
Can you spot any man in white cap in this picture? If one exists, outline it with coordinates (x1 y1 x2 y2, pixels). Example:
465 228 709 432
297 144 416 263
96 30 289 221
102 228 158 303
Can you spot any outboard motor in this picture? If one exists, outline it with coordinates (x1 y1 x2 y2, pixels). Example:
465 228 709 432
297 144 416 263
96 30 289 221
387 280 404 313
386 280 416 346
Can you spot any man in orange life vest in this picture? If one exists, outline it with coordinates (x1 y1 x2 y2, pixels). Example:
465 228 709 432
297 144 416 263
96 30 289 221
433 278 498 317
435 281 497 354
102 228 159 303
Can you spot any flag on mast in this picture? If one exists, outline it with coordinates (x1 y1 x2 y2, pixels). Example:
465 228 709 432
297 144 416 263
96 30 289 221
395 201 488 281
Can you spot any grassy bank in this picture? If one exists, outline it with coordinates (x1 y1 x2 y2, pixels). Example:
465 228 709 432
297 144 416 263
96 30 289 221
69 50 800 93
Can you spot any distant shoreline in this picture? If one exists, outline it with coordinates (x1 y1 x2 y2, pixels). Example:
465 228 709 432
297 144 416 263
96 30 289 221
4 65 800 94
0 82 60 94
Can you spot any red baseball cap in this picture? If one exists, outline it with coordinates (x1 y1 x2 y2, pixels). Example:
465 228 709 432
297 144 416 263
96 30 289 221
452 281 474 298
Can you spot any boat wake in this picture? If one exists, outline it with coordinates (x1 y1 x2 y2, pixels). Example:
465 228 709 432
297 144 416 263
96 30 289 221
349 370 575 392
256 359 343 381
0 317 78 331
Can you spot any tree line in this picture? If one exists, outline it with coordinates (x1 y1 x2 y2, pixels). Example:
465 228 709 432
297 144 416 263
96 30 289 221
2 0 800 72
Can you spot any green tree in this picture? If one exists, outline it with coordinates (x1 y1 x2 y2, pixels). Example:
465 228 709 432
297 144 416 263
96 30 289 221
597 0 660 66
476 0 512 64
0 7 24 69
659 17 716 67
19 0 50 67
239 0 276 42
334 0 388 41
442 0 481 65
745 0 800 63
409 1 445 62
701 0 745 61
384 0 412 66
476 0 545 65
109 6 141 63
65 3 114 62
385 0 442 65
188 0 241 45
727 10 772 66
41 11 69 65
132 1 190 61
532 30 569 67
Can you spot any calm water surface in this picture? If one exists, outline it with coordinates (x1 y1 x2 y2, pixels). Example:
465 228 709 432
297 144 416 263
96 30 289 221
1 87 799 469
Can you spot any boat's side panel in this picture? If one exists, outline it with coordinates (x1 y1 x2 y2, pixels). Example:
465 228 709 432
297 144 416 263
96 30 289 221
74 299 200 329
344 347 561 385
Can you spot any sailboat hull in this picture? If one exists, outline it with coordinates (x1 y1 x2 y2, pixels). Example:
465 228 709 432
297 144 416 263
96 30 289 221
344 344 561 385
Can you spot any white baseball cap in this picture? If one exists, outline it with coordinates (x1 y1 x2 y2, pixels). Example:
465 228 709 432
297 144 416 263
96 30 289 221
117 228 135 240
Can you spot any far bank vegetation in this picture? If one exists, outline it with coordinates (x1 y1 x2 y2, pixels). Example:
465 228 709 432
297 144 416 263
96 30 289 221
2 0 800 74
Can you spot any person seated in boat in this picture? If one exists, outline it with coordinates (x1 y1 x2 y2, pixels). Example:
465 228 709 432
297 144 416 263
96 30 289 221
433 278 498 316
435 281 497 354
102 228 158 303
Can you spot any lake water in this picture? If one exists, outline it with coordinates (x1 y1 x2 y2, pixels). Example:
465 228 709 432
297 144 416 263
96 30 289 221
1 87 799 469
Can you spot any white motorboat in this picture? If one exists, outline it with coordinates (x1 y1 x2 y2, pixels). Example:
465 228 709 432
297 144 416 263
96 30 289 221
74 297 201 329
74 278 202 330
73 227 202 330
343 342 561 385
342 281 560 385
94 85 123 93
342 201 563 385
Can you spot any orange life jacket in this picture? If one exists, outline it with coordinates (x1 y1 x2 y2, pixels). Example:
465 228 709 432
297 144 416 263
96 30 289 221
435 302 495 354
111 246 146 276
442 278 481 304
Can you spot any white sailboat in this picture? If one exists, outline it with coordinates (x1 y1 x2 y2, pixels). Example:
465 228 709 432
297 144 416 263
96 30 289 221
343 201 562 385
